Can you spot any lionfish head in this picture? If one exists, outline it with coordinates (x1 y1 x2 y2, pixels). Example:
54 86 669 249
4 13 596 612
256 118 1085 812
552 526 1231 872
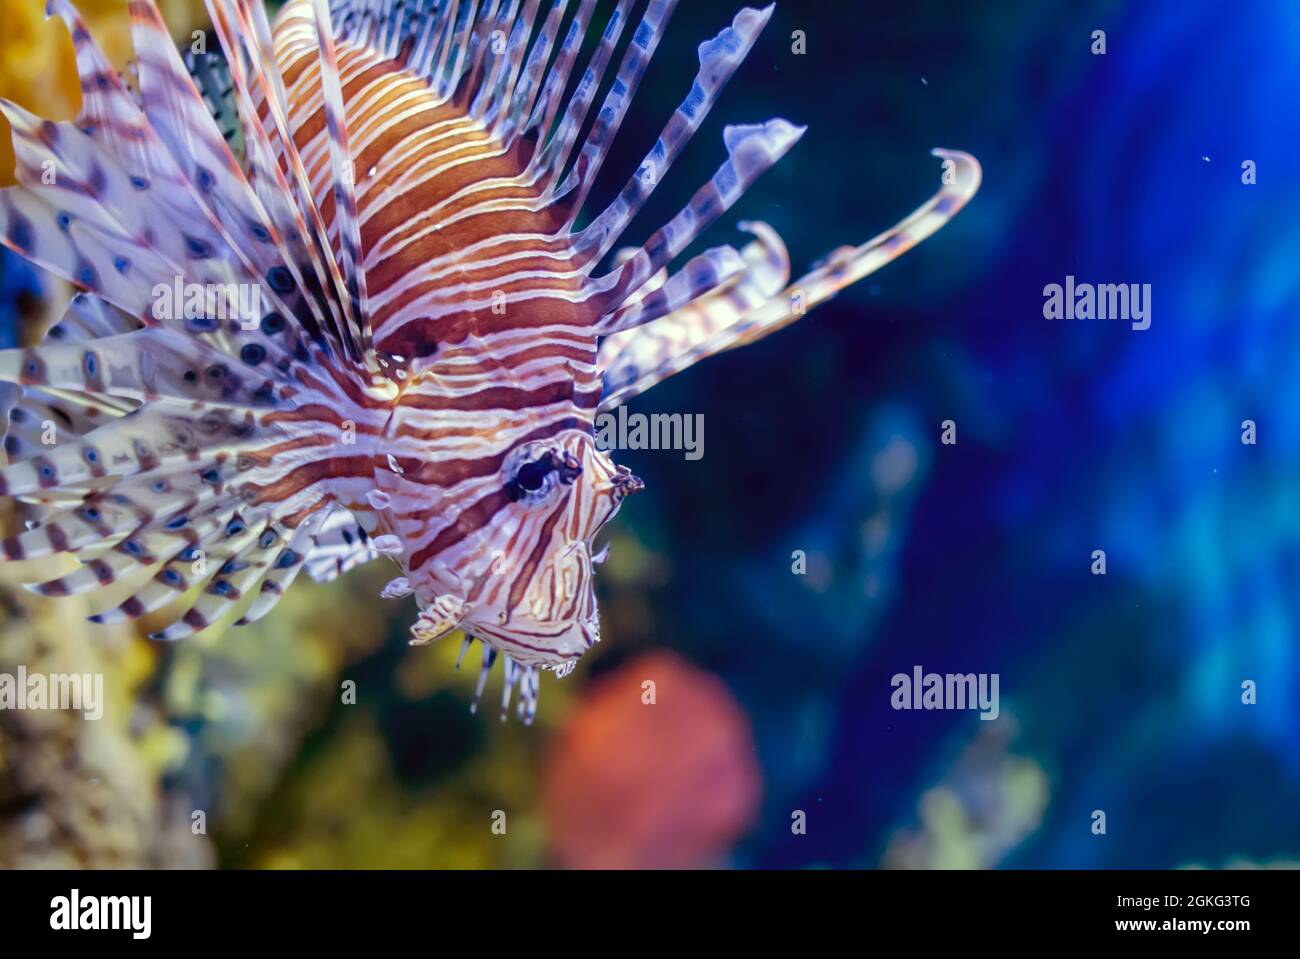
387 425 642 675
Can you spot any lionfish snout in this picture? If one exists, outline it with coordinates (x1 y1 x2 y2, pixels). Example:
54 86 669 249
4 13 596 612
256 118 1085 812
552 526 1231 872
612 464 646 500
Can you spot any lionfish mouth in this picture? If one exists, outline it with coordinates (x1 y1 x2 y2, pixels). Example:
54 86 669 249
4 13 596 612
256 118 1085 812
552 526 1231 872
452 619 595 726
455 637 543 725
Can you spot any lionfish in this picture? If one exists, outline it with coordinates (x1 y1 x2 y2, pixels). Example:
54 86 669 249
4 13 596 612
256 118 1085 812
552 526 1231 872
0 0 979 722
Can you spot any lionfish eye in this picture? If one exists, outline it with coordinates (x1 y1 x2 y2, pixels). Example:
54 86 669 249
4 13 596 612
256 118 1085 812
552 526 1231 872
515 459 552 492
507 450 583 501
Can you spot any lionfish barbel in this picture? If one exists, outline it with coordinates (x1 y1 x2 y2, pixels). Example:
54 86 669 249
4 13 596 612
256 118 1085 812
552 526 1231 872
0 0 979 722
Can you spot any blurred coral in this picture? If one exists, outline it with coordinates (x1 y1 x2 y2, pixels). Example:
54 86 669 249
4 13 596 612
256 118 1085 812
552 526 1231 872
0 575 212 868
882 716 1048 870
540 651 761 869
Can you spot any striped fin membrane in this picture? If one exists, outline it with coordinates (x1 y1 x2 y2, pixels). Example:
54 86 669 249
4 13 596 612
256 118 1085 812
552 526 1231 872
598 150 982 409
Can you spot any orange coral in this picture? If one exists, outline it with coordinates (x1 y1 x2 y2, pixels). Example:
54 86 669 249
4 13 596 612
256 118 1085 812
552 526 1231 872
541 651 761 869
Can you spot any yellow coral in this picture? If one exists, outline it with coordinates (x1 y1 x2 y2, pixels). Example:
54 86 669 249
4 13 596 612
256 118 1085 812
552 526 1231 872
0 0 211 184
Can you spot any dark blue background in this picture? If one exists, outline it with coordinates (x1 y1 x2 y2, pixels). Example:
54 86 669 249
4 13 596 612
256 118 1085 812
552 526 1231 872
590 0 1300 867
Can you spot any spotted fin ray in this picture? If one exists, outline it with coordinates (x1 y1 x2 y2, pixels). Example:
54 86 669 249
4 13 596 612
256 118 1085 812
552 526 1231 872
183 46 246 168
0 1 389 636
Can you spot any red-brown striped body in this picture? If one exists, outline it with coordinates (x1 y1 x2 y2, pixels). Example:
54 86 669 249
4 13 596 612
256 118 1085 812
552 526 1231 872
267 2 632 668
